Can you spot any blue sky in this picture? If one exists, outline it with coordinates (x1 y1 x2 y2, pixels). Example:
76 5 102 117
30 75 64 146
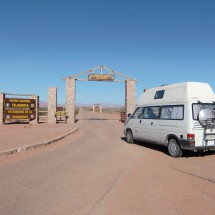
0 0 214 105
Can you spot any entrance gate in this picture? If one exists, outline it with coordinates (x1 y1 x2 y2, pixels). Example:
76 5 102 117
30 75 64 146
64 66 137 124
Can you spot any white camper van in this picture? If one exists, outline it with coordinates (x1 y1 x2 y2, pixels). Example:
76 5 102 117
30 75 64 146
124 82 215 157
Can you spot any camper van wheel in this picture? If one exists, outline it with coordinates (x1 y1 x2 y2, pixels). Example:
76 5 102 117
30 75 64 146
168 139 182 157
126 130 134 143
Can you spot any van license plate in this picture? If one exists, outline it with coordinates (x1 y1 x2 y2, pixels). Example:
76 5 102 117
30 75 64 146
205 135 215 140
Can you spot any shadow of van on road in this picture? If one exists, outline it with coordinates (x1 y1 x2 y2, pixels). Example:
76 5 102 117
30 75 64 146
182 150 215 158
121 137 215 158
121 137 169 156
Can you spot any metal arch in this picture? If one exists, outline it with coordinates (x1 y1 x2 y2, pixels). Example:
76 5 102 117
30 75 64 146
63 65 137 82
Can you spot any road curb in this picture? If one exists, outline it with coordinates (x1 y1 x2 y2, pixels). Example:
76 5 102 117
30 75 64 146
0 128 79 157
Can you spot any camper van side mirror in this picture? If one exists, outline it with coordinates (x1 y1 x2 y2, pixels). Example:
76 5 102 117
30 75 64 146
128 113 132 118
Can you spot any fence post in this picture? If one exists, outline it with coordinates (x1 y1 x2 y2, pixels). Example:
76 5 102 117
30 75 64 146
120 111 126 123
30 95 39 125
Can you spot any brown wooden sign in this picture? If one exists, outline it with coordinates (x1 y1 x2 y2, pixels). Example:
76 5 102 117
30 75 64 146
4 98 36 109
88 74 115 81
4 109 36 120
4 98 37 121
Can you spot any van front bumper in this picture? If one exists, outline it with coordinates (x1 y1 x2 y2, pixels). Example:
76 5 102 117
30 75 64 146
179 139 215 151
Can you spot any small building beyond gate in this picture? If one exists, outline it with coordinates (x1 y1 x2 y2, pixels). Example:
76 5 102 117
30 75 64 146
93 104 102 113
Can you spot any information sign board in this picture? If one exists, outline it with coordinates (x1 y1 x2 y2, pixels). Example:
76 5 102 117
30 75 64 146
3 98 37 121
55 111 67 117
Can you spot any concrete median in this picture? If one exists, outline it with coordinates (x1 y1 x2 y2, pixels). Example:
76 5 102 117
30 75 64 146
0 123 78 157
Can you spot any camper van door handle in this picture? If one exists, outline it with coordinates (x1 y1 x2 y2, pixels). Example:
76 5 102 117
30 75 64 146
151 122 153 125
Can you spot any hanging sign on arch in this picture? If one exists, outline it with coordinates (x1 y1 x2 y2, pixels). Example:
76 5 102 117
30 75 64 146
88 74 115 81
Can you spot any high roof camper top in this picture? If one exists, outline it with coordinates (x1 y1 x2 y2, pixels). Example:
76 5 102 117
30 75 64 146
137 82 215 106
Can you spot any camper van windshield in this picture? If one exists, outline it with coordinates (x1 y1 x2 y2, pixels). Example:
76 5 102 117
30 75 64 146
192 103 215 120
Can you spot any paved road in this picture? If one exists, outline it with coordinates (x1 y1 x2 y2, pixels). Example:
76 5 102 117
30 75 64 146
0 110 215 215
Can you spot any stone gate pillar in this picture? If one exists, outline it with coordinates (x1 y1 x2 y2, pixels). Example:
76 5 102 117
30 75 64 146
0 93 5 125
125 79 136 117
66 78 76 124
48 87 57 124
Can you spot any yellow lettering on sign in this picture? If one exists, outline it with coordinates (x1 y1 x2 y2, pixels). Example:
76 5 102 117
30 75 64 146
8 110 25 114
8 99 32 103
88 74 114 81
11 115 29 119
24 110 33 114
9 99 19 102
11 103 29 108
19 99 31 103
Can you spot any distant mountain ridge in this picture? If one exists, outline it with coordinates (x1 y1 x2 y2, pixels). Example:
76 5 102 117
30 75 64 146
39 101 123 108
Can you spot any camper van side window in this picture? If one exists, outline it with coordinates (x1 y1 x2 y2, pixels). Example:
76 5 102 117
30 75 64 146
143 107 160 119
132 107 144 119
160 105 184 120
154 90 165 99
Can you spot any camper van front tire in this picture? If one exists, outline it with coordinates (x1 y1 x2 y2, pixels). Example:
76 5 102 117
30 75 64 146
168 139 182 157
126 130 134 143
